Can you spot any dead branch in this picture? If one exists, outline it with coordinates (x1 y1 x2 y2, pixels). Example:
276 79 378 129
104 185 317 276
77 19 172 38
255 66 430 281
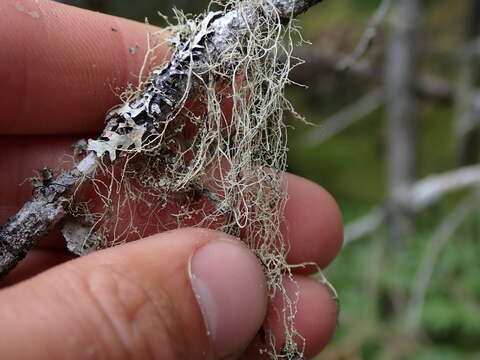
404 193 478 332
300 79 451 148
337 0 393 71
0 154 97 276
344 164 480 244
408 164 480 210
0 0 323 275
343 207 386 246
302 88 385 146
291 49 453 104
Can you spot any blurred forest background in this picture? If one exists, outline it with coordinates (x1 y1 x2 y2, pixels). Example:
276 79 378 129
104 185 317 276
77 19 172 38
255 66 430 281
59 0 480 358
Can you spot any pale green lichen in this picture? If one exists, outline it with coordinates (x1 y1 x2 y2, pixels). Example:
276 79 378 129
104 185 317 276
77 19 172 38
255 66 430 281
68 1 322 358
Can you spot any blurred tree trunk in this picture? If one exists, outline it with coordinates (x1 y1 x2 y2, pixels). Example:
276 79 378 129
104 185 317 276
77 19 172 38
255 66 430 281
385 0 421 247
456 0 480 165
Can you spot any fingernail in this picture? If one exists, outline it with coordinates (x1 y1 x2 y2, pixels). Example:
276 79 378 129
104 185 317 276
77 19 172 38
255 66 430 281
189 240 268 358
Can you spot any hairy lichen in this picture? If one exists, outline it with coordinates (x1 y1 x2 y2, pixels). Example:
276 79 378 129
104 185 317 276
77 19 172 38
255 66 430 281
1 0 328 358
67 1 313 357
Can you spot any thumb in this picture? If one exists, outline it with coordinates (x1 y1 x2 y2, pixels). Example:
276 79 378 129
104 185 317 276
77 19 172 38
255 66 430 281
0 228 268 360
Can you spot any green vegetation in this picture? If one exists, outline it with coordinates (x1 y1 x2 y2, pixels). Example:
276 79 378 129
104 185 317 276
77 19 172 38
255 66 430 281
288 1 480 358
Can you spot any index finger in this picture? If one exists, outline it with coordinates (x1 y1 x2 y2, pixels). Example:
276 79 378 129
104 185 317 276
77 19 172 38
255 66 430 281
0 0 168 135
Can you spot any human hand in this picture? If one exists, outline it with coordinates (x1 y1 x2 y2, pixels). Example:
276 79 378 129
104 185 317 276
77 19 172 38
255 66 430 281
0 1 343 359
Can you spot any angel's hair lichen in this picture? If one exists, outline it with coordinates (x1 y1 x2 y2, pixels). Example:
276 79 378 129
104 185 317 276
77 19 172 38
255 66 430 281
65 0 321 358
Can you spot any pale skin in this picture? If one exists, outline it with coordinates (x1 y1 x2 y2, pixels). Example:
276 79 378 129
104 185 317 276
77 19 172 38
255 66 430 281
0 1 343 359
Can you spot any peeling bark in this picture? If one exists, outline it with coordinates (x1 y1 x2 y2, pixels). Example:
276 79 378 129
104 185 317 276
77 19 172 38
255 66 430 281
0 154 97 277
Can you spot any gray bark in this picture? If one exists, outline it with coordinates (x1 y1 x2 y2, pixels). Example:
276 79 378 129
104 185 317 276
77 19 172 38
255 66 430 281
0 156 97 277
384 0 421 247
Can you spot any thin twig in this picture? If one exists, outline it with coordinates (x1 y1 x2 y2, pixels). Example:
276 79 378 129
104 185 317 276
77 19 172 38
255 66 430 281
302 88 385 147
291 48 453 103
404 193 478 331
337 0 393 71
0 153 97 277
343 207 386 246
408 164 480 210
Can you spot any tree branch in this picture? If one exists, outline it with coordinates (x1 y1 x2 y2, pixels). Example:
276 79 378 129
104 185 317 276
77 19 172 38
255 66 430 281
404 194 478 331
302 88 385 146
337 0 393 71
0 0 324 277
343 207 386 246
408 164 480 210
291 49 453 104
0 154 97 276
344 164 480 244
